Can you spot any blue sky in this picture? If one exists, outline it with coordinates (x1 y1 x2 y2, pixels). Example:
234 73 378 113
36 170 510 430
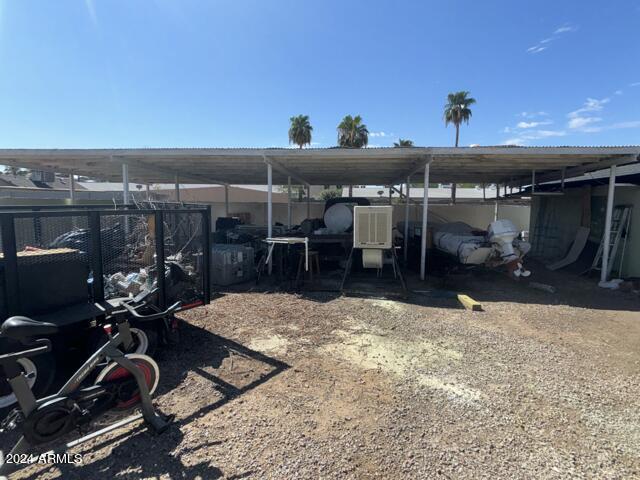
0 0 638 148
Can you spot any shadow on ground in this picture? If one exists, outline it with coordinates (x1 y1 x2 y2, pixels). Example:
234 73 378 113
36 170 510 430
13 322 289 480
213 258 640 312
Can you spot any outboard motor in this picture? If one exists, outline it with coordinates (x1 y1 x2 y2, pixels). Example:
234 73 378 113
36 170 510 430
487 220 531 277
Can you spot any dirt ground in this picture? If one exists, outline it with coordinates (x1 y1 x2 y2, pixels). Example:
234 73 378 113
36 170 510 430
6 267 640 479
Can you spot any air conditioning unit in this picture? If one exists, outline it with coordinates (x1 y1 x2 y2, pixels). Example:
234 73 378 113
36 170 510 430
353 206 393 249
29 170 55 183
353 206 393 268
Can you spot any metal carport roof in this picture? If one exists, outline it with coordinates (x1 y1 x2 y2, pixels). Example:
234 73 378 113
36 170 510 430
0 146 638 186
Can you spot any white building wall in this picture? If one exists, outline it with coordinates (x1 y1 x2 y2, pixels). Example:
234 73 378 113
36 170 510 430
209 201 530 233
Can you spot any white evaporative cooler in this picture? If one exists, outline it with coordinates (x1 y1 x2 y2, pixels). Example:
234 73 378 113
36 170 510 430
353 206 393 269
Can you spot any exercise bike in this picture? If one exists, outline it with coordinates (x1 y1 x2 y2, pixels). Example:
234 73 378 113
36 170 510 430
0 298 180 478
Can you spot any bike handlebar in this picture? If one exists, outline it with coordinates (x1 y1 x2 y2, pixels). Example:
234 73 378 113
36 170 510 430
119 300 182 322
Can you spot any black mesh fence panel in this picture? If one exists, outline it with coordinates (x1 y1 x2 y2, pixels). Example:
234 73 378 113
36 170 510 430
0 207 209 320
100 212 157 300
8 214 94 316
162 211 205 307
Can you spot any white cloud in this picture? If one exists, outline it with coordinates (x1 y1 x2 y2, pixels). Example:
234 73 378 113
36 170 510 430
535 130 566 138
568 116 602 129
501 129 566 146
519 111 548 118
610 120 640 129
554 25 578 34
567 97 610 118
516 120 552 129
630 82 640 87
502 138 527 146
527 45 547 54
527 24 577 54
85 0 97 25
584 121 640 133
369 131 387 137
614 90 623 95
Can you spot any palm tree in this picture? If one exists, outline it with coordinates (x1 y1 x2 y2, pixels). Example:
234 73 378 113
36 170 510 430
444 91 476 202
393 139 414 147
288 115 313 148
3 166 19 176
337 115 368 148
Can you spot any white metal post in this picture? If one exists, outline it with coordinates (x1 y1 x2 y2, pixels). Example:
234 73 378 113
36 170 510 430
69 172 76 202
122 163 130 205
146 184 151 201
174 174 180 202
224 185 229 217
287 176 292 229
420 163 431 280
404 176 411 263
122 163 130 234
494 200 499 221
306 185 311 219
267 163 273 274
601 165 617 283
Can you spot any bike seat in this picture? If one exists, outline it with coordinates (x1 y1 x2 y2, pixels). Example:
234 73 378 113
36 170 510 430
1 316 59 341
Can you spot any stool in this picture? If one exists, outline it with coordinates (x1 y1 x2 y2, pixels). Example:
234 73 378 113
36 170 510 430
296 250 320 284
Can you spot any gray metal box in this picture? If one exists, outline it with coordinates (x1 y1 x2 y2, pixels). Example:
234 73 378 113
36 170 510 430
210 244 255 286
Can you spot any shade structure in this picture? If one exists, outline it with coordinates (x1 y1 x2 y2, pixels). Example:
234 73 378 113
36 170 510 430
0 146 637 187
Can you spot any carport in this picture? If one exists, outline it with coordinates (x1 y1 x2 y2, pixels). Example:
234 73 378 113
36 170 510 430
1 146 638 282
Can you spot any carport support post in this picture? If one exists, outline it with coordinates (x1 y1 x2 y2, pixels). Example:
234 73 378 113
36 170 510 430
349 185 353 197
267 163 273 274
531 170 536 195
388 186 393 205
122 163 130 234
174 174 181 202
306 185 311 219
287 176 292 229
224 184 229 217
404 176 411 263
482 183 486 201
420 162 431 281
69 172 76 202
122 163 130 204
601 165 617 283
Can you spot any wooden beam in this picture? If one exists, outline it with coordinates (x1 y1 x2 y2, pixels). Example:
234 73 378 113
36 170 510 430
457 293 482 312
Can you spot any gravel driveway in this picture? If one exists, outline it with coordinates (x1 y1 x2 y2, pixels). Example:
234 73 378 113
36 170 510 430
6 269 640 479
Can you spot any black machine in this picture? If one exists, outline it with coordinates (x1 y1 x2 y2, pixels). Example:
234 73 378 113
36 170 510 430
0 296 179 477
